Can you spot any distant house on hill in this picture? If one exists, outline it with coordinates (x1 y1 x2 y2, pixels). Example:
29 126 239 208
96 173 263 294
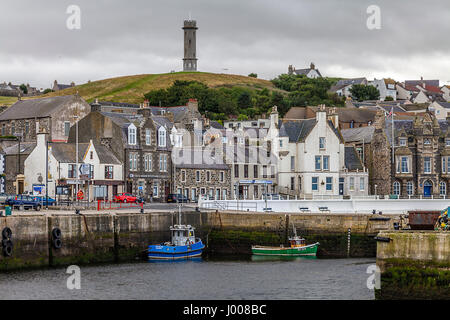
441 85 450 102
329 78 367 97
288 63 322 78
369 78 397 101
52 80 76 91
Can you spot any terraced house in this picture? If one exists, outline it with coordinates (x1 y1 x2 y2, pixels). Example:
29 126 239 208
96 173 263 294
68 102 173 201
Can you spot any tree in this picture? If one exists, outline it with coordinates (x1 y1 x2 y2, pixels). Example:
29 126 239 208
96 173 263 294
384 96 394 101
237 91 252 109
42 88 53 94
248 73 257 78
349 84 380 101
19 84 28 95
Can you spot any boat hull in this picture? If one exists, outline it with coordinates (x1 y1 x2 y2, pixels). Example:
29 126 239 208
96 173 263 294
251 242 319 256
148 241 205 260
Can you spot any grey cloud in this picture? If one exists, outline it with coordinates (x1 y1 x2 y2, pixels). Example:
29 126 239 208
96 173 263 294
0 0 449 89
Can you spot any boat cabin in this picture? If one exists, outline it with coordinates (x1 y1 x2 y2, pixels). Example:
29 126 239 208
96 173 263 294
169 224 196 246
289 236 306 248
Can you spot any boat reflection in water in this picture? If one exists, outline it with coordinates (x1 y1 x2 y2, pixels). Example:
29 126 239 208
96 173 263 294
251 255 317 262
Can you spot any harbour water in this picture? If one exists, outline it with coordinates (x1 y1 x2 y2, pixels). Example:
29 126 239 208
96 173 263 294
0 256 376 300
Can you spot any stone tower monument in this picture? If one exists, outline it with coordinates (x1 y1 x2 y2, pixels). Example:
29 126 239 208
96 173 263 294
183 19 198 71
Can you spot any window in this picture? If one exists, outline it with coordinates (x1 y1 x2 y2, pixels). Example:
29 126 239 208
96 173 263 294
312 177 318 191
360 177 365 191
253 165 258 178
446 139 450 147
220 171 224 182
319 137 326 149
191 189 197 201
443 157 450 173
349 177 355 191
263 165 267 178
153 184 158 197
253 186 258 199
206 171 211 182
68 164 76 178
323 156 329 171
64 122 70 136
105 166 113 179
196 171 200 182
290 177 295 191
181 170 186 182
145 129 151 145
234 164 239 178
326 177 332 191
424 157 431 173
407 181 414 195
144 154 152 172
11 122 15 135
158 127 166 147
291 156 295 171
128 125 136 145
279 139 283 148
399 138 407 147
439 182 446 196
315 156 322 171
1 124 5 136
129 153 137 171
159 154 167 172
244 165 248 178
401 157 409 173
90 151 93 160
25 122 29 135
393 181 401 195
424 138 431 145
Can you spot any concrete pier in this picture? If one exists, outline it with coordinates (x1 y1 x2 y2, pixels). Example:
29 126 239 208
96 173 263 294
0 210 399 271
376 231 450 299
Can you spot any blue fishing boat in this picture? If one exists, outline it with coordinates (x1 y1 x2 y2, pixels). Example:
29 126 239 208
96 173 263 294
148 208 205 260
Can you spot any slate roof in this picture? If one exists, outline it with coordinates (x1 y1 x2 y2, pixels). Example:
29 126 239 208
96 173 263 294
345 146 363 171
341 126 375 143
96 101 140 109
279 119 316 142
405 80 440 87
0 95 82 121
50 142 121 164
335 78 367 86
293 68 322 77
434 101 450 109
210 121 224 129
149 106 188 122
2 142 36 155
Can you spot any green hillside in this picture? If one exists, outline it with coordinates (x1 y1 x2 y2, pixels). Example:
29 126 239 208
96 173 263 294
41 72 284 104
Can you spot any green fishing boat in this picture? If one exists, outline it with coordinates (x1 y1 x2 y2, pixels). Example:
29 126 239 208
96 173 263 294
251 224 319 256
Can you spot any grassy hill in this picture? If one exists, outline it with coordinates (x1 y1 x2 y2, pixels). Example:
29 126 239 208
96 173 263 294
39 72 283 104
0 96 19 107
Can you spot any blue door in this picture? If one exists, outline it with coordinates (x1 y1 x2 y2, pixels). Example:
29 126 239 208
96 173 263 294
424 181 432 197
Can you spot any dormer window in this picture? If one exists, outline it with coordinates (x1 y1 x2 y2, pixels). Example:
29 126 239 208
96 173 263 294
446 139 450 147
399 138 407 147
158 127 166 147
424 138 431 145
128 124 137 145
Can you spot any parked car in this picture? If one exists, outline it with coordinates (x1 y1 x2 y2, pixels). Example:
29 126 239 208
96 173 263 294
166 194 190 203
0 193 9 204
5 195 42 211
114 193 138 203
33 196 57 206
262 193 284 200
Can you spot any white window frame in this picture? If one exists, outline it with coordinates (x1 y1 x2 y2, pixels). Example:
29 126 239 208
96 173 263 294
145 129 151 145
439 181 446 196
393 181 401 195
128 124 137 145
407 181 414 195
319 137 326 149
158 127 167 147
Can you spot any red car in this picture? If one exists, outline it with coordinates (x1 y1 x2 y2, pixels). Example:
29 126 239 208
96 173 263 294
114 193 137 203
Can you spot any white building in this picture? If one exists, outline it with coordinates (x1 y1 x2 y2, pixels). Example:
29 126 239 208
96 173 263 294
441 85 450 102
24 133 123 201
369 79 397 101
266 105 368 198
288 63 322 79
428 101 450 120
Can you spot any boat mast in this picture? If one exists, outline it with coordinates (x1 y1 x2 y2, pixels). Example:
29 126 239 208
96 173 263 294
291 222 297 237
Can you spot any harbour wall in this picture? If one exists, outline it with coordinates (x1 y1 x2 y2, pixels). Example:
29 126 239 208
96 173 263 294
376 231 450 300
0 211 399 271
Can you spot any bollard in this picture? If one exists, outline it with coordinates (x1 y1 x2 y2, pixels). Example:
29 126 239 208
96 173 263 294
347 228 351 258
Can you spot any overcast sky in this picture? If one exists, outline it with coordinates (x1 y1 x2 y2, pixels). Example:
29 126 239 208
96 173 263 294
1 0 449 89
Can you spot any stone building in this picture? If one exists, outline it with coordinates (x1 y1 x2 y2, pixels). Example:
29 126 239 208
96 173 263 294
0 95 90 143
343 110 450 197
173 148 231 201
68 104 173 201
52 80 76 91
